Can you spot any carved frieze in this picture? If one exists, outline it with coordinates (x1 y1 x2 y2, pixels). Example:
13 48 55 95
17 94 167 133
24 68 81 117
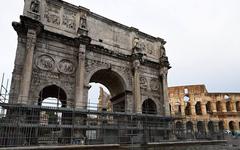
62 9 76 30
140 76 148 89
150 78 160 91
44 3 60 26
58 59 75 74
36 55 55 71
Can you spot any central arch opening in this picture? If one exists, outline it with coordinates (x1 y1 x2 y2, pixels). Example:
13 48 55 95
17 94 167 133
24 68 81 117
88 69 126 112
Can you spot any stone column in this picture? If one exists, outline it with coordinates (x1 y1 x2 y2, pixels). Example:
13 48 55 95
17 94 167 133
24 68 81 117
223 120 228 130
231 97 237 112
190 101 196 116
181 104 185 116
75 44 86 109
180 98 185 116
133 59 141 113
201 103 207 115
160 67 170 116
211 101 217 113
221 101 227 112
18 29 37 104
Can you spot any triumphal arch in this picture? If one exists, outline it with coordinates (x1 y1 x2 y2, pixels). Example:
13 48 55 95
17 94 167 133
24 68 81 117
2 0 173 146
10 0 171 115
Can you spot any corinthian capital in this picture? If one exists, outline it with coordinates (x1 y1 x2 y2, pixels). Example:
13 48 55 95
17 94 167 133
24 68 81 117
160 67 168 76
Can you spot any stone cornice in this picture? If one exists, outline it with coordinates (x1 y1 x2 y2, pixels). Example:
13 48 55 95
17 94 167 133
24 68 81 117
87 44 161 69
87 44 132 62
12 16 44 36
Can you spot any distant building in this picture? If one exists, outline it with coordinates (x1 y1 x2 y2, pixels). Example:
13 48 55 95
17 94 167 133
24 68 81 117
97 87 111 111
168 84 240 138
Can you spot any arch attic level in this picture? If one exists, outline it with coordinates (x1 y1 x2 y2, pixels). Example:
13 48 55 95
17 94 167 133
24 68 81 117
9 0 171 115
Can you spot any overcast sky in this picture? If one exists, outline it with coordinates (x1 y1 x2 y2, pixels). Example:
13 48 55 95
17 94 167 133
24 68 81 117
0 0 240 95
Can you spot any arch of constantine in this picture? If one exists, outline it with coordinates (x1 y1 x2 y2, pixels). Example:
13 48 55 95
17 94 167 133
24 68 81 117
0 0 173 147
0 0 233 148
10 0 170 115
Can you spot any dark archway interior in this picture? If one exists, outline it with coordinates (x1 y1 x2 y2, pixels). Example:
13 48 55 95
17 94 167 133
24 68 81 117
176 121 183 130
185 102 191 115
206 101 211 114
186 121 193 132
197 121 205 133
216 101 221 112
142 99 157 114
226 101 231 112
195 102 202 115
208 121 214 133
229 121 236 131
38 85 67 107
218 121 224 131
236 101 240 111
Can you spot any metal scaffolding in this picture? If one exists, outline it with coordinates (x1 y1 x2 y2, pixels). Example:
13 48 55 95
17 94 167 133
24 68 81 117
0 102 174 147
0 75 224 148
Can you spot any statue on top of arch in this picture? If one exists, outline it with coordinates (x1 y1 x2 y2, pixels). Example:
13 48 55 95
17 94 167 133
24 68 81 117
30 0 40 13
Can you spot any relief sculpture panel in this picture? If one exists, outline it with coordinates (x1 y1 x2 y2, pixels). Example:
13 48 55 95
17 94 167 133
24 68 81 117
36 55 55 71
58 59 75 74
44 3 61 26
150 78 160 91
62 9 76 30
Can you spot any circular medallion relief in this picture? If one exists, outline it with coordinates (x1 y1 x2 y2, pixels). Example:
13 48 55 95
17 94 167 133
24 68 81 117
58 59 75 74
150 78 160 91
36 55 55 71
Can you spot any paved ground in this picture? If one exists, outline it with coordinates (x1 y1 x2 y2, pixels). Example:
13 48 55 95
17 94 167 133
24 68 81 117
0 137 239 150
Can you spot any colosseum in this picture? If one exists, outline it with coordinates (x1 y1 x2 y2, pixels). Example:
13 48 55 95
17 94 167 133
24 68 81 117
168 84 240 139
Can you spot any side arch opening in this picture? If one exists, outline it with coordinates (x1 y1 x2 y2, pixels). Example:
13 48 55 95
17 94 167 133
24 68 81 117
142 99 157 114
